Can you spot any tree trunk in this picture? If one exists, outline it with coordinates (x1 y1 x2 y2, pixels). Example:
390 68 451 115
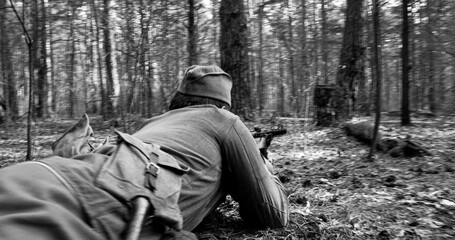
321 0 329 84
384 61 390 112
333 0 365 121
401 0 411 125
102 0 115 119
211 0 220 61
87 11 99 114
35 0 48 118
453 4 455 112
426 1 438 114
299 0 308 116
139 0 152 117
257 4 265 114
436 2 445 113
82 5 95 114
0 0 18 122
276 28 285 115
220 0 251 118
410 4 418 111
124 0 136 114
368 0 382 160
67 1 76 118
187 0 198 65
31 0 40 118
49 0 56 113
159 0 171 112
91 0 106 117
21 0 36 160
310 0 318 86
283 2 297 115
428 48 436 112
396 59 401 110
364 4 373 116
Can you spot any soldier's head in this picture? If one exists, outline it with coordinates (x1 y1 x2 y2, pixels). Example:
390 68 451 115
169 65 232 110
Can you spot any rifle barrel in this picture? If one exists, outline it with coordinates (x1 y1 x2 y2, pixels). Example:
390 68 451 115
252 129 287 138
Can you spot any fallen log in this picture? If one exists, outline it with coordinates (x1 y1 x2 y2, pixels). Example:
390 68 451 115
345 121 382 143
344 120 431 158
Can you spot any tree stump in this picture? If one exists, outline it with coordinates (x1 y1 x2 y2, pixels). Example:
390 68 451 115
314 85 336 126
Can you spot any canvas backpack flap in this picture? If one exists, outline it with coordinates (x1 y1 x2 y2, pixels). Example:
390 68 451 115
52 113 93 158
95 130 189 232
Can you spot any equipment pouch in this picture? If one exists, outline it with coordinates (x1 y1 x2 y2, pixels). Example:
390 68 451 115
95 130 189 231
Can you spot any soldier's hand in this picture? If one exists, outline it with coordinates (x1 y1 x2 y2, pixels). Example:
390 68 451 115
256 135 275 174
256 134 273 156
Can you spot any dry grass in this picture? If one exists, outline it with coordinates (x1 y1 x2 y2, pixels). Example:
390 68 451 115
1 116 455 239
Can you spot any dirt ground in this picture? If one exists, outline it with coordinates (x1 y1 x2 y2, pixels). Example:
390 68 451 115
1 115 454 239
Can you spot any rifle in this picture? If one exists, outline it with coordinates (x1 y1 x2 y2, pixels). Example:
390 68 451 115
252 125 286 159
252 125 287 138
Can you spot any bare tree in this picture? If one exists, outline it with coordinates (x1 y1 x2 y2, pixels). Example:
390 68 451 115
90 0 106 117
401 0 411 125
333 0 365 121
187 0 198 65
321 0 329 84
256 1 266 114
66 1 76 117
9 0 34 159
220 0 252 118
102 0 115 119
35 0 47 118
0 0 18 123
299 0 309 116
368 0 382 160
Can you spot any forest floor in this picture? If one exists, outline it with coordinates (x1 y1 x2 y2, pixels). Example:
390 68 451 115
1 115 455 240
